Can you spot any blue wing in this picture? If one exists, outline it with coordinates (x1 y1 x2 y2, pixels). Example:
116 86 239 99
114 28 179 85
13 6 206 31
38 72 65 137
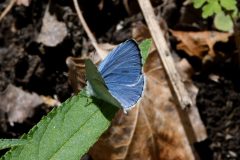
98 39 144 109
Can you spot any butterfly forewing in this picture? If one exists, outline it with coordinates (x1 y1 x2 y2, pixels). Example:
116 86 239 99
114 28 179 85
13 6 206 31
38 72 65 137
98 39 144 110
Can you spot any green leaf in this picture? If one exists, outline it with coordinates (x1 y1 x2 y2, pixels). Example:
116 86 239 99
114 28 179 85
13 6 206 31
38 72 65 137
214 12 233 32
0 139 27 150
202 0 222 18
139 39 152 65
193 0 206 8
1 91 118 160
220 0 237 10
85 59 122 108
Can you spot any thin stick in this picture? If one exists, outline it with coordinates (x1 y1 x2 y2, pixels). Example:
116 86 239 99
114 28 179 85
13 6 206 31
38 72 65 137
72 0 106 59
140 2 193 110
0 0 16 22
137 0 199 157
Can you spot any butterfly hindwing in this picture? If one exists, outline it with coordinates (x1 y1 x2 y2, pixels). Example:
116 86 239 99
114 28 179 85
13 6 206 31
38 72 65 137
106 77 144 108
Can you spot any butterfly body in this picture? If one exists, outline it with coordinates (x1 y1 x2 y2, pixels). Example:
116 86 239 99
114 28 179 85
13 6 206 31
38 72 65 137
85 39 144 111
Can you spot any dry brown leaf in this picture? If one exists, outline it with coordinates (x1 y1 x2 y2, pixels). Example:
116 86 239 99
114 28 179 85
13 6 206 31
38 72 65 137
37 6 67 47
89 49 206 160
170 30 231 58
0 84 43 125
66 57 87 93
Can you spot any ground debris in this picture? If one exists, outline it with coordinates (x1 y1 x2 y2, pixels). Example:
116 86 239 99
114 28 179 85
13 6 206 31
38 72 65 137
0 84 43 125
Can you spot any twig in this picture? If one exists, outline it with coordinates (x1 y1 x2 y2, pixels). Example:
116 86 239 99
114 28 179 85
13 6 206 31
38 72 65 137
137 0 199 157
72 0 107 59
0 0 16 22
139 1 192 110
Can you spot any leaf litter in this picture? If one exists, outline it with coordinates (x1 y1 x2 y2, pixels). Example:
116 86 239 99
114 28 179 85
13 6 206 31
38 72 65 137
0 84 43 125
37 5 67 47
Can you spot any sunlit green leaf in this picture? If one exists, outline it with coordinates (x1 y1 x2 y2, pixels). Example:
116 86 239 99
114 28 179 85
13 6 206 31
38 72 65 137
193 0 206 8
0 139 27 150
139 39 152 65
220 0 237 10
202 0 221 18
214 12 233 32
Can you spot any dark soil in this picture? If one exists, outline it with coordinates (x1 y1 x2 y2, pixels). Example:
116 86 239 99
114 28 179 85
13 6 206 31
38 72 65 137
0 0 240 160
194 77 240 160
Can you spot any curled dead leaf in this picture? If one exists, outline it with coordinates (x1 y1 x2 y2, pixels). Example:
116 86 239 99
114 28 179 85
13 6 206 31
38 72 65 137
170 30 231 59
66 57 86 93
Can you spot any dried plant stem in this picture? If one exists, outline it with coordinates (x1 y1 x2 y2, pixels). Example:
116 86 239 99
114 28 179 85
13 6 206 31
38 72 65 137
137 0 199 158
73 0 106 59
0 0 16 22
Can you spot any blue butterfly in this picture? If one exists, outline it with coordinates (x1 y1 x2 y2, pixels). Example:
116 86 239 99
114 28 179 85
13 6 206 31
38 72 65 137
85 39 144 111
